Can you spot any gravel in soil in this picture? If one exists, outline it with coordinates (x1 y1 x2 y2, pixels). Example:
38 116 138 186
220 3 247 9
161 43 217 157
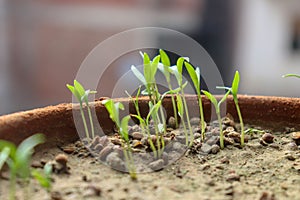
1 116 300 200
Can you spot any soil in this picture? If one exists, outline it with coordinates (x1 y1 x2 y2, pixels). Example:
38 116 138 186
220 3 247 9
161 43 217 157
1 118 300 200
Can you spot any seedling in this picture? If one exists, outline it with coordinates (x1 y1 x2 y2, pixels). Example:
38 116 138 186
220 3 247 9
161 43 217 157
32 163 52 193
202 90 230 149
216 71 245 146
102 99 137 180
0 133 45 200
159 49 179 128
184 61 205 141
67 80 97 140
131 100 164 158
170 57 194 146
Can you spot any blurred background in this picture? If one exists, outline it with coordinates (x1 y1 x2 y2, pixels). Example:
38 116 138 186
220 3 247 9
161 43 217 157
1 0 300 115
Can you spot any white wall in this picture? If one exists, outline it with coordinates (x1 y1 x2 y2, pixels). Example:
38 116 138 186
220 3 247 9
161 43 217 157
235 0 300 97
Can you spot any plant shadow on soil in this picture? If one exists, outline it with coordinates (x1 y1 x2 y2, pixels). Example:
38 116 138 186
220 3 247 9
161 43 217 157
1 118 300 200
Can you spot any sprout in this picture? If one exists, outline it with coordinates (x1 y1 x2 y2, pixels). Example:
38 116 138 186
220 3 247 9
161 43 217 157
169 57 194 146
184 61 205 141
32 163 53 193
217 71 245 147
202 90 230 149
102 99 137 180
0 134 45 200
67 80 96 140
158 49 178 128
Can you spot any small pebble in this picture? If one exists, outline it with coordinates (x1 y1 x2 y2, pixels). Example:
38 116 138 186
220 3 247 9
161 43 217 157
205 136 219 146
83 185 102 197
226 173 240 182
110 138 122 145
261 133 274 143
132 132 144 140
201 143 212 154
211 144 220 154
173 142 183 151
99 145 114 161
106 152 125 171
285 142 298 151
220 157 230 164
168 117 177 129
285 154 296 161
148 159 164 171
99 136 110 147
291 132 300 145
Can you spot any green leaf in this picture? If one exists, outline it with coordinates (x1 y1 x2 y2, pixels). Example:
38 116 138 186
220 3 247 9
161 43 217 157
0 140 16 157
131 65 146 85
15 134 45 178
66 84 81 102
143 53 151 84
0 147 10 170
176 95 184 117
150 55 160 82
176 57 185 79
130 114 145 126
231 71 240 96
159 49 170 67
169 66 181 85
202 90 218 108
74 80 86 97
185 62 200 92
282 74 300 78
146 101 162 124
120 115 131 141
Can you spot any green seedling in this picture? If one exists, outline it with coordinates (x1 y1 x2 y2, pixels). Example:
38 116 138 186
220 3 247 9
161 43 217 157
131 100 167 158
184 61 205 141
282 74 300 78
102 99 137 180
216 71 245 146
125 86 146 134
202 90 230 149
131 53 161 103
67 80 96 140
170 57 194 146
159 49 178 128
31 163 52 193
0 134 45 200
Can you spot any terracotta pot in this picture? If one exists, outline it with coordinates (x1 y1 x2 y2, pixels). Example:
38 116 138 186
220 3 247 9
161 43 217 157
0 95 299 146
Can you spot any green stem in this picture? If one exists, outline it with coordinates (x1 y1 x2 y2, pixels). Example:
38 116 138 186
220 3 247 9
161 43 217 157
217 110 224 149
168 82 178 128
197 93 205 141
79 104 90 140
234 99 244 147
181 91 194 147
9 173 16 200
86 104 95 139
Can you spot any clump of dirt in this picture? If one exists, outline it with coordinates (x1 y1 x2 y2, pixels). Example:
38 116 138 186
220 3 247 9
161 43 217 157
1 116 300 200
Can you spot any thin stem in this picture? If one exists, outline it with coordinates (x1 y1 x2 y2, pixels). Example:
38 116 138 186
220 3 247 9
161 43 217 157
181 90 194 147
197 93 205 141
79 104 90 140
86 104 95 139
217 110 224 149
234 99 244 147
168 82 178 128
9 173 16 200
